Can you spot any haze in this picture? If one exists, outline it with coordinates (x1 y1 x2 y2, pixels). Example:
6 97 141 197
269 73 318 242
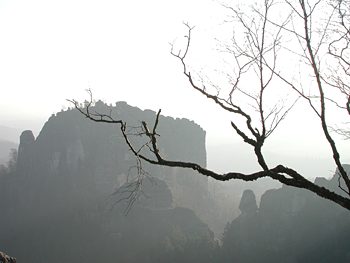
1 0 349 179
1 0 350 262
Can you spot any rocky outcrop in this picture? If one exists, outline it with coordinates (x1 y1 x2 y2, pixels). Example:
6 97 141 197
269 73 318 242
239 189 258 216
221 166 350 263
0 251 16 263
16 130 35 174
0 101 217 263
37 103 204 187
11 101 209 213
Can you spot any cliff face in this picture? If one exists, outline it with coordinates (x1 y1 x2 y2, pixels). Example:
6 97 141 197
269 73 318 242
0 102 217 263
16 101 208 209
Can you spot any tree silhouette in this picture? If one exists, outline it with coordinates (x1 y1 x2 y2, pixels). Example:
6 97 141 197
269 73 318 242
71 0 350 210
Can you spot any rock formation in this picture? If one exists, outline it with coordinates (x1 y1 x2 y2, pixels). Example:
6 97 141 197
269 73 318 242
0 101 217 263
19 101 207 200
0 251 16 263
239 189 258 216
16 130 35 174
221 166 350 263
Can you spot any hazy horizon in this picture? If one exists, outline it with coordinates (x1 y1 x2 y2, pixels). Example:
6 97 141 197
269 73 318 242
1 0 349 191
0 106 338 181
1 0 350 262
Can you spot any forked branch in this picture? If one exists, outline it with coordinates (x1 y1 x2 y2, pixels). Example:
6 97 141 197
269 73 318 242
71 0 350 211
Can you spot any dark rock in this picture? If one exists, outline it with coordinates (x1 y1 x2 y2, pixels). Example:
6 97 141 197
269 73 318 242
221 166 350 263
0 102 216 263
0 251 16 263
239 189 258 215
17 130 35 174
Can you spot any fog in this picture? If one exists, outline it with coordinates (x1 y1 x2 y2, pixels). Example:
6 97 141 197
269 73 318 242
0 102 349 262
1 0 349 168
1 0 350 262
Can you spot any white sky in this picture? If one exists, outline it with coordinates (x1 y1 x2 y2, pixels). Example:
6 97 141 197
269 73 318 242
0 0 225 129
0 0 349 177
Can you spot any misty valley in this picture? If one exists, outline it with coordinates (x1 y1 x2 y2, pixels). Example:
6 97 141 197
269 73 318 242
0 102 349 263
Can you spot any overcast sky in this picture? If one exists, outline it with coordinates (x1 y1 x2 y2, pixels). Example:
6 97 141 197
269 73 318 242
0 0 349 177
0 0 226 131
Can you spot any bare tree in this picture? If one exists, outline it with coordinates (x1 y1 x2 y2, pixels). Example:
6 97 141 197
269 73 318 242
70 0 350 210
326 0 350 139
